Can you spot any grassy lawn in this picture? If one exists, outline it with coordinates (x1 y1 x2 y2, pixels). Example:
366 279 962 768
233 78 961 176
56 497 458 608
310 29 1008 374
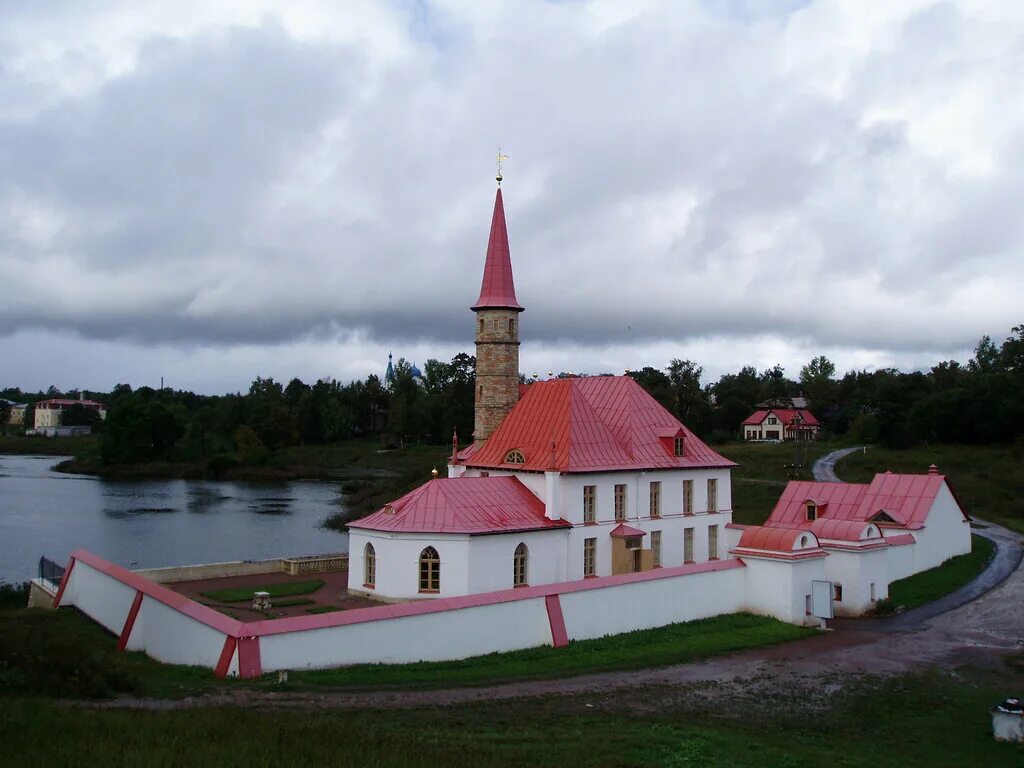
1 659 1021 767
836 443 1024 534
199 579 324 603
305 605 342 614
886 534 996 611
716 440 845 525
0 608 812 699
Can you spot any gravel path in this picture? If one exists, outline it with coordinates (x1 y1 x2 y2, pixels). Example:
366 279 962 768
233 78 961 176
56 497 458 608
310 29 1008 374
812 445 865 481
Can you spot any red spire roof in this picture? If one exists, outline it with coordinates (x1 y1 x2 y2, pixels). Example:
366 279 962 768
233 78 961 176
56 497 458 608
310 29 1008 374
472 188 523 312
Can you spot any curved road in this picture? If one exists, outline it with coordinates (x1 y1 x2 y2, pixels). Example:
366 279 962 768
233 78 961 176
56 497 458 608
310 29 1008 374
812 445 864 481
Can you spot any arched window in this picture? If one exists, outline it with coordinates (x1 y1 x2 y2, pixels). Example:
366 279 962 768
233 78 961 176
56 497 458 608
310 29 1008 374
513 543 528 586
800 535 808 549
419 546 440 592
364 543 375 588
504 449 525 464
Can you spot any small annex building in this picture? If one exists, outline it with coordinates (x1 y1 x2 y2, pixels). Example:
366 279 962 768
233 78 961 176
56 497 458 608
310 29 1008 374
731 465 971 615
741 408 820 441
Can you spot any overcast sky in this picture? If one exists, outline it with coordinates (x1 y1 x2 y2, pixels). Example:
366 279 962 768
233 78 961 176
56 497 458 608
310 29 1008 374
1 0 1021 394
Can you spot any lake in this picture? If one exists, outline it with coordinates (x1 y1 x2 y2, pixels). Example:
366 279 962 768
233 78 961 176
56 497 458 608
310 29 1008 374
0 454 349 584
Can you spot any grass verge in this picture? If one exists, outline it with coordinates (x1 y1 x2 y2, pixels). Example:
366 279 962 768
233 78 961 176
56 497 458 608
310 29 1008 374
1 659 1021 767
199 579 324 603
886 533 996 611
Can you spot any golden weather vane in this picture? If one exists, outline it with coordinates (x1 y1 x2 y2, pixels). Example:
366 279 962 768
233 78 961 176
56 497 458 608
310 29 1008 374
496 147 509 185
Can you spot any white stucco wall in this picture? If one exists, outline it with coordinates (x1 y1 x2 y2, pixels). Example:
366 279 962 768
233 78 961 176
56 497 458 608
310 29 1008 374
560 566 747 640
908 483 972 573
348 530 472 600
60 560 138 635
259 598 553 670
127 596 235 672
822 548 889 616
886 541 916 581
741 555 827 625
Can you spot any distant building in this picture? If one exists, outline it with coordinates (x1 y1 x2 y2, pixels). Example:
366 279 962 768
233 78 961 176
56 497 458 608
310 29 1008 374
756 395 810 410
742 408 820 441
383 352 424 390
1 399 27 425
33 396 107 437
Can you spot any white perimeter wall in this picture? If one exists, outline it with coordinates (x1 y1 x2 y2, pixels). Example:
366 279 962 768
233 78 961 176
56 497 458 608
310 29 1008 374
127 596 234 670
560 565 747 640
59 559 237 676
260 564 749 672
260 598 553 669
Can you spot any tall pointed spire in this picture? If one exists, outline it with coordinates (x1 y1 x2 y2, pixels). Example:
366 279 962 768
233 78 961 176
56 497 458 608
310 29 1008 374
471 188 523 312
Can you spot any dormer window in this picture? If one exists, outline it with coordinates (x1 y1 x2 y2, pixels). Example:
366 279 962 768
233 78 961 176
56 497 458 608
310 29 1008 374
767 416 778 425
504 449 525 464
806 502 817 522
673 436 685 456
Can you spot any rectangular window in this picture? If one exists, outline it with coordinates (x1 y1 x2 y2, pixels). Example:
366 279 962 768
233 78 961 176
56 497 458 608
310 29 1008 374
834 583 843 602
583 485 596 524
806 502 816 521
649 481 661 517
707 479 717 513
683 480 693 515
614 484 627 521
708 525 719 560
684 527 694 563
583 537 596 577
652 530 662 567
673 436 685 456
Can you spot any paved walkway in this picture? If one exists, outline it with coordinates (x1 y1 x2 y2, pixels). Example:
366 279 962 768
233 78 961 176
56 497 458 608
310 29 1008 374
811 445 865 481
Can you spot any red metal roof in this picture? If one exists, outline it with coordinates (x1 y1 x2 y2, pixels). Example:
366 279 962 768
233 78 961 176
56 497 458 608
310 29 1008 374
609 523 647 538
808 518 879 542
347 476 569 535
464 376 736 473
471 188 523 312
737 526 813 552
742 408 819 427
765 472 963 531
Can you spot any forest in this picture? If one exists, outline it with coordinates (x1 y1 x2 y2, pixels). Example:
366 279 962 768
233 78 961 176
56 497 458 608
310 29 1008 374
1 324 1020 468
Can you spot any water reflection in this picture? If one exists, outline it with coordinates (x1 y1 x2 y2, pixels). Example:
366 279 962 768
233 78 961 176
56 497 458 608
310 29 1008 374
0 454 349 582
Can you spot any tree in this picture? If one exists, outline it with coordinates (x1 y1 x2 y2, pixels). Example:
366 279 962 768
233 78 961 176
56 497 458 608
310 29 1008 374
667 359 706 426
60 403 101 428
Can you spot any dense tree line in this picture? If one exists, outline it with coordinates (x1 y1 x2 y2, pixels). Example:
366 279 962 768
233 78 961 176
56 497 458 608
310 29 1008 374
2 325 1020 464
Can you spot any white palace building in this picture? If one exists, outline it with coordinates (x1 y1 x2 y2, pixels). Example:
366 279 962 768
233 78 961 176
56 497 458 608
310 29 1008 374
50 181 974 677
344 184 973 617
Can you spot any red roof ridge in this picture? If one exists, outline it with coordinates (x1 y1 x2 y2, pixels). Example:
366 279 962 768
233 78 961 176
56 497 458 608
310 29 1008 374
471 188 523 312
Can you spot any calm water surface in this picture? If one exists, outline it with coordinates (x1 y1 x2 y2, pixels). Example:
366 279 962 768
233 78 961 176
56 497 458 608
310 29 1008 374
0 454 348 583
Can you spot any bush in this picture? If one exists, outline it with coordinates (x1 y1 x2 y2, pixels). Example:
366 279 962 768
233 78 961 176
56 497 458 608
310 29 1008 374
872 597 896 616
0 582 29 610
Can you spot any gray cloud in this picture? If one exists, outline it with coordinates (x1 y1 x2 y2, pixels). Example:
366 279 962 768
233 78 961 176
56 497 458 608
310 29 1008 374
0 1 1021 392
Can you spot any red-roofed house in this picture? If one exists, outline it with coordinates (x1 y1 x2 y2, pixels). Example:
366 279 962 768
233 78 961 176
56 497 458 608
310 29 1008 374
735 464 972 615
347 184 738 600
741 409 819 441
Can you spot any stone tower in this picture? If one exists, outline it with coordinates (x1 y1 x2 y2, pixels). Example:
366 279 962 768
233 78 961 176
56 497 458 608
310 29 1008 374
472 187 523 443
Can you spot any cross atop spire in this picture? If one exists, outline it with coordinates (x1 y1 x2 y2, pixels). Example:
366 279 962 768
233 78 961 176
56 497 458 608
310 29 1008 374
471 187 523 312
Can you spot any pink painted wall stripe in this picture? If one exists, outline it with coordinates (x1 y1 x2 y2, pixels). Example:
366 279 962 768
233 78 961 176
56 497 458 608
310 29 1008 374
214 636 237 678
52 555 76 608
544 594 569 648
116 590 144 652
236 637 262 679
